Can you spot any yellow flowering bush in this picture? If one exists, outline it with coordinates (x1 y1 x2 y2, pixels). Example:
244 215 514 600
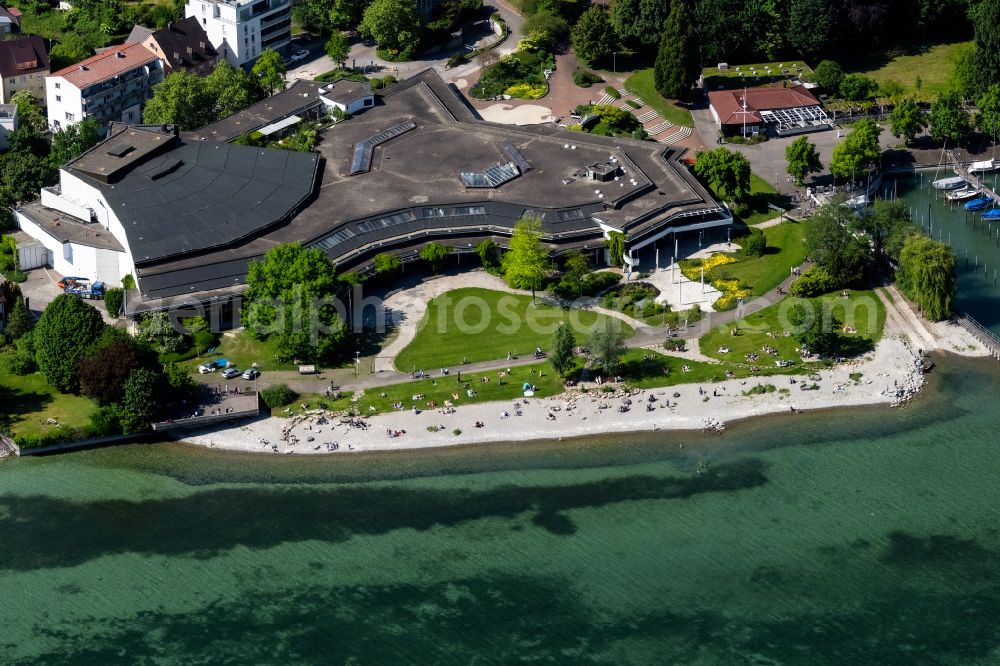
701 253 737 272
505 83 548 99
711 279 752 311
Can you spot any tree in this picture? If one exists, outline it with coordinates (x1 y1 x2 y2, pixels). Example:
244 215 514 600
420 242 450 274
143 70 214 130
928 90 971 144
162 362 195 400
570 5 617 68
693 147 752 205
978 84 1000 141
120 367 159 433
653 0 699 100
787 0 838 60
811 59 844 93
789 300 842 356
970 0 1000 99
785 136 823 186
137 311 186 354
587 319 625 374
1 148 57 203
896 235 956 321
829 119 882 182
5 292 33 340
49 118 102 168
889 98 927 146
561 250 591 297
252 49 287 95
76 337 158 406
10 90 46 133
605 231 626 267
103 287 124 317
475 239 500 269
502 216 551 301
34 294 106 393
805 203 871 287
49 33 93 71
611 0 668 54
325 30 350 69
359 0 422 59
206 61 266 120
373 252 402 276
522 9 570 53
838 73 877 101
243 243 346 363
550 321 576 376
853 199 917 263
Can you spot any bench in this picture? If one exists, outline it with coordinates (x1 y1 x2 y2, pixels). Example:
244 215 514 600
298 365 317 375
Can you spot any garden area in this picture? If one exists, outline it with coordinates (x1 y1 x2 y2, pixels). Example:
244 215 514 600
0 372 97 441
623 69 693 127
701 60 811 91
699 289 886 365
471 51 552 100
569 104 647 139
394 287 633 371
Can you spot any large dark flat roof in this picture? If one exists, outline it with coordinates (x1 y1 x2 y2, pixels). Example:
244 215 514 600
133 70 726 302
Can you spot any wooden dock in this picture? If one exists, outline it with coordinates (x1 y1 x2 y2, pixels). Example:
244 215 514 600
955 312 1000 360
946 150 1000 204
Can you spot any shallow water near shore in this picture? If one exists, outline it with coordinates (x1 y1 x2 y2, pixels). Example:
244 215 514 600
3 353 1000 664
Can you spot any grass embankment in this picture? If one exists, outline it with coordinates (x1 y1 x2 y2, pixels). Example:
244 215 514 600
742 174 791 226
699 289 886 365
623 69 693 127
395 288 634 371
0 373 97 439
701 61 811 91
850 41 971 100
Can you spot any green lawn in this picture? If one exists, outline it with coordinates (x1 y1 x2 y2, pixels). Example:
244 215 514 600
395 288 634 371
743 174 791 226
179 332 297 374
0 372 97 439
623 69 694 127
699 289 886 365
851 41 971 100
719 221 810 297
702 61 811 91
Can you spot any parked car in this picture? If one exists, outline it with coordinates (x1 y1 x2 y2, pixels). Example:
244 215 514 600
66 281 105 300
289 48 309 63
242 368 260 380
57 276 88 290
221 367 242 379
198 358 230 374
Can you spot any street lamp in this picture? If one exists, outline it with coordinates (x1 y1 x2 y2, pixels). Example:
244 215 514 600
613 52 617 73
355 351 360 377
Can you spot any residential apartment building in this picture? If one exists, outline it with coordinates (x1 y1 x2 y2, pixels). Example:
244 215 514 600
0 103 17 151
127 17 220 76
45 43 164 130
185 0 291 68
0 36 48 104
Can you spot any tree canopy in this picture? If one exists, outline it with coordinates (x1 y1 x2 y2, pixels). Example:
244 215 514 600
785 136 823 186
359 0 422 59
787 0 837 59
889 98 927 146
928 90 971 144
252 49 287 95
325 30 351 68
978 84 1000 140
420 242 451 274
805 203 871 287
811 60 844 93
896 235 956 321
587 319 625 374
654 0 698 100
693 147 752 205
34 294 106 393
49 118 102 168
144 62 267 130
611 0 668 55
570 4 617 69
550 321 576 376
829 119 882 181
502 216 551 300
76 335 158 406
854 199 918 264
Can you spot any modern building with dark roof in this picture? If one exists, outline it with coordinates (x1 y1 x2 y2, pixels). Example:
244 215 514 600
127 17 219 76
0 36 48 104
15 70 731 318
708 85 830 137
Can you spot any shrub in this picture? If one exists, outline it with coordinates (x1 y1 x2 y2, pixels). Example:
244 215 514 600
505 82 547 99
122 274 136 290
8 270 25 283
447 53 468 68
573 69 602 87
604 85 620 99
261 384 299 409
663 338 685 351
0 254 12 272
193 330 217 352
104 287 124 317
789 266 838 297
370 78 384 90
739 228 766 258
2 347 36 374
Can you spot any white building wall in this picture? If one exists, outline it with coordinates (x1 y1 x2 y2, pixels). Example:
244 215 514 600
45 76 83 130
15 210 129 286
186 0 290 67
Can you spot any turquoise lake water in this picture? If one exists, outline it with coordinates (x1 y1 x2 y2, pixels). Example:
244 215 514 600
3 353 1000 664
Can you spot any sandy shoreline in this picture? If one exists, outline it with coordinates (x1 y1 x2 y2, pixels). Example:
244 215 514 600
179 330 960 455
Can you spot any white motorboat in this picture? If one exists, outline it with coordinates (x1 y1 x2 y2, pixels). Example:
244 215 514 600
946 187 979 201
969 159 1000 174
932 176 967 190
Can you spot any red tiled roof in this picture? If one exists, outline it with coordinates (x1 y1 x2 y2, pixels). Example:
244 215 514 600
0 35 48 79
708 85 821 126
51 42 158 89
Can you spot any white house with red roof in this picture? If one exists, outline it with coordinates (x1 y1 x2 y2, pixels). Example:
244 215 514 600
707 85 831 137
45 43 164 131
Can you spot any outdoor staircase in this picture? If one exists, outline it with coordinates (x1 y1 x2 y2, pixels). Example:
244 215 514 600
658 126 693 145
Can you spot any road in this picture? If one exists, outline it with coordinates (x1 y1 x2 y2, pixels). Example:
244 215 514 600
285 0 523 85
